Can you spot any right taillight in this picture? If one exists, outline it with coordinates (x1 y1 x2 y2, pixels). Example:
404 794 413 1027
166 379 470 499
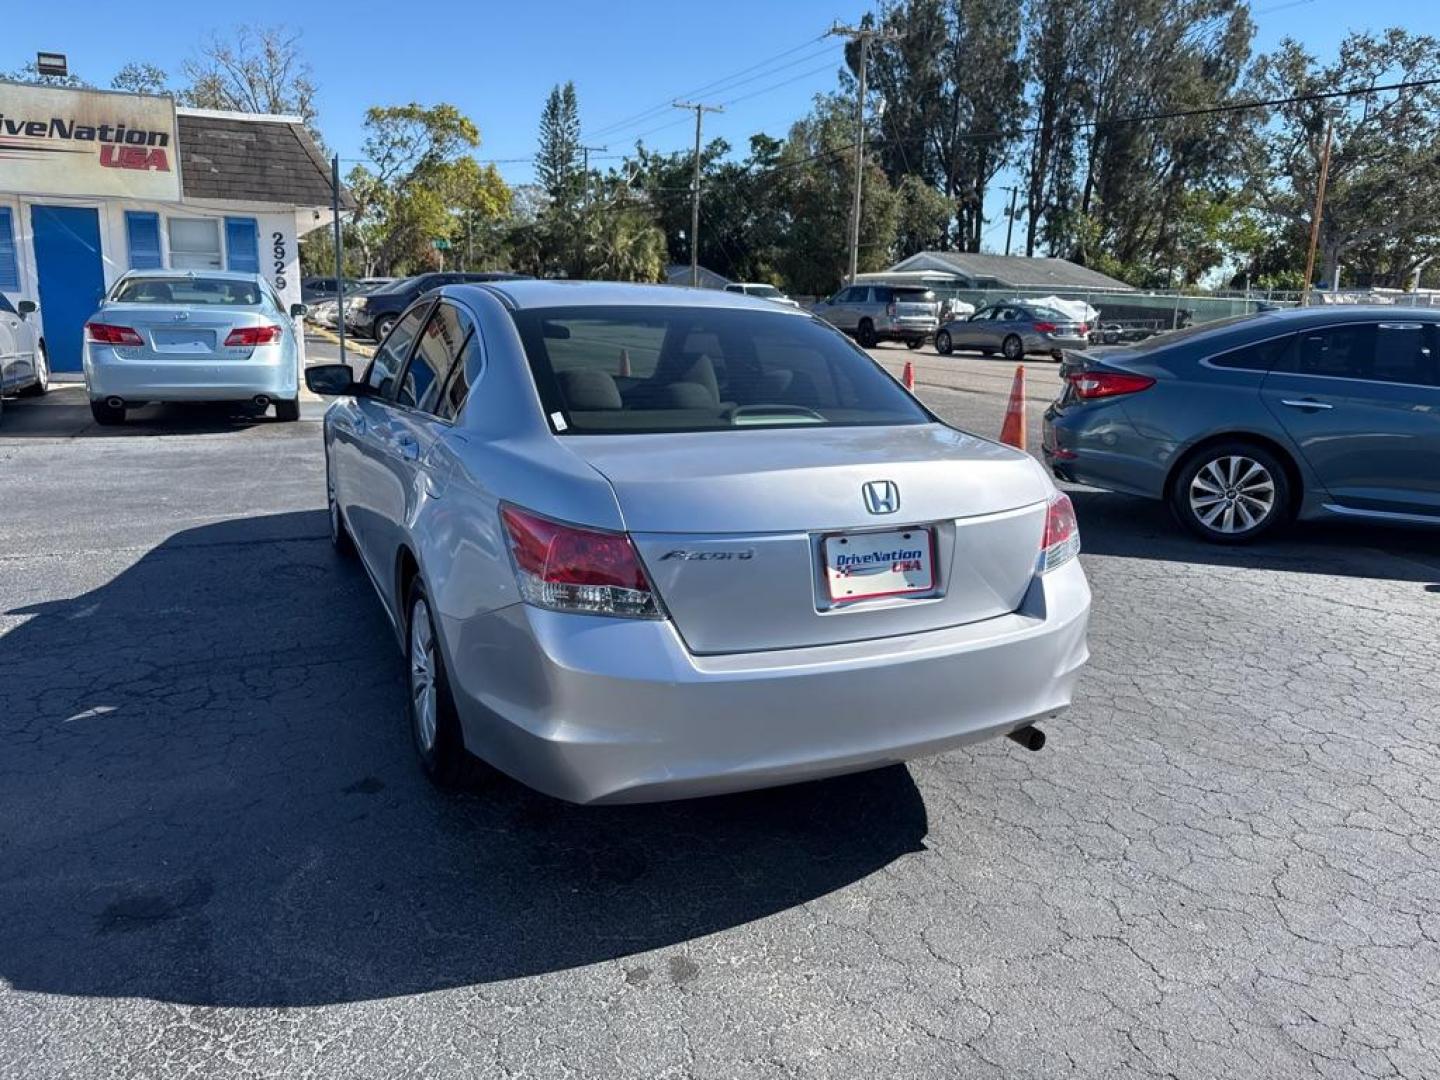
500 505 660 618
1068 370 1155 400
85 323 144 346
1040 491 1080 572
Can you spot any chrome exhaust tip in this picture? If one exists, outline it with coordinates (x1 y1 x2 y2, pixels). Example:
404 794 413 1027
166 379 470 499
105 396 125 410
1006 724 1046 752
252 395 271 408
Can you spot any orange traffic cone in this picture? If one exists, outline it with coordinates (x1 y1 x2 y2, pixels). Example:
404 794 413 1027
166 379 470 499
902 360 915 391
999 365 1026 450
618 348 631 377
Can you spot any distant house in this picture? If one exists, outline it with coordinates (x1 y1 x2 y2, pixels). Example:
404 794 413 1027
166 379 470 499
665 264 730 290
887 252 1135 293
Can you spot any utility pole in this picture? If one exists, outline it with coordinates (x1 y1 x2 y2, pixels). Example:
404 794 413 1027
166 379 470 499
673 102 722 287
828 22 901 285
578 144 607 279
330 153 346 366
1301 109 1338 307
1002 186 1020 257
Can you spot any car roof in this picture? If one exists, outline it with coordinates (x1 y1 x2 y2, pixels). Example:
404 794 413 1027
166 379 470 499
1243 304 1440 325
117 268 261 282
454 279 809 314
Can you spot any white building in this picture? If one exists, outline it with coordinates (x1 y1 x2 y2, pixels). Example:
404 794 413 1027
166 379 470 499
0 81 346 375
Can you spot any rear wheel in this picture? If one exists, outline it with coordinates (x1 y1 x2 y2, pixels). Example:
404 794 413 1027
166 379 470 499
326 451 355 557
90 399 125 426
935 330 953 356
274 398 300 422
1002 335 1024 361
406 580 474 787
905 337 923 350
373 315 397 342
856 319 877 348
17 343 48 397
1170 442 1291 544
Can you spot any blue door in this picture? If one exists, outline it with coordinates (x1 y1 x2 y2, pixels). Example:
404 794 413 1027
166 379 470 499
31 206 106 373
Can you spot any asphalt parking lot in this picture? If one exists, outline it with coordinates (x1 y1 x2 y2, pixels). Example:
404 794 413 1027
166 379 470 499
2 350 1438 1079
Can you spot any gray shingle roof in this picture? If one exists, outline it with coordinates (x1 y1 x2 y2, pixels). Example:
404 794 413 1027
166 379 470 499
178 113 353 209
893 252 1135 291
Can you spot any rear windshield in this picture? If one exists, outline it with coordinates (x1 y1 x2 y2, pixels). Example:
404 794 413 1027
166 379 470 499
112 277 260 306
747 285 781 297
512 305 931 435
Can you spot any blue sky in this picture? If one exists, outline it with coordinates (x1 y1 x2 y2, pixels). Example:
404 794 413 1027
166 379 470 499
7 0 1434 251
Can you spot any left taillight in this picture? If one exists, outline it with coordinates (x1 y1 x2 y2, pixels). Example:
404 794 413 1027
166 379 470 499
1039 491 1080 572
500 505 661 619
85 323 143 346
224 325 283 346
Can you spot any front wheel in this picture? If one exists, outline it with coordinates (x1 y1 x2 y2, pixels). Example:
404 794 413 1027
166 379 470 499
905 338 923 350
406 580 475 787
856 319 877 348
17 343 48 397
1002 335 1024 361
935 330 953 356
1170 443 1291 544
373 315 397 342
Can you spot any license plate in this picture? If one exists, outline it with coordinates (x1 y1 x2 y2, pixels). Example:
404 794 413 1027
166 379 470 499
153 329 216 351
823 526 935 603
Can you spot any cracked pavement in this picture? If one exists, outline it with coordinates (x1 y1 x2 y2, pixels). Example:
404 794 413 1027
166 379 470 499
2 380 1438 1079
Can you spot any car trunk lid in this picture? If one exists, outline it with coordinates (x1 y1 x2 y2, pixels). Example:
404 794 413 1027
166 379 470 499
98 303 270 360
566 424 1051 654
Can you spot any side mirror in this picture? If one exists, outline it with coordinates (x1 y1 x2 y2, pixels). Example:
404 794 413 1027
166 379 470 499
305 363 365 397
17 300 36 316
290 303 308 318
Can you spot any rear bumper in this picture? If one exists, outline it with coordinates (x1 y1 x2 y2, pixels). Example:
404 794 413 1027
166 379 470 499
1042 404 1168 498
441 558 1090 804
84 344 298 402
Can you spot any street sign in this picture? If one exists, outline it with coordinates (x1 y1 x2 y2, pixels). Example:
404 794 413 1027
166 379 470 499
431 239 451 250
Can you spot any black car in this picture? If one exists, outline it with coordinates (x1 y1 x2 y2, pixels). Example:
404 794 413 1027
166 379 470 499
350 272 528 340
301 277 361 304
1043 306 1440 543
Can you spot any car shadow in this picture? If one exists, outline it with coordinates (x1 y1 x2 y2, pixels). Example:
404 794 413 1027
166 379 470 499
0 511 929 1007
1070 488 1440 585
0 385 306 438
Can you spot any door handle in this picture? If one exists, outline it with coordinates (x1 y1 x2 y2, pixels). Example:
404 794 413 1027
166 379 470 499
393 433 420 462
1280 399 1334 411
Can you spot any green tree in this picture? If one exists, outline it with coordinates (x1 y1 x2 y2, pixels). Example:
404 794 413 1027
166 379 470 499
2 61 89 88
585 201 667 282
893 176 954 258
181 26 319 135
111 62 170 95
535 82 584 272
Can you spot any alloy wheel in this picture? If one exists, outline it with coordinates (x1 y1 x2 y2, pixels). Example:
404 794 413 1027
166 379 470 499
1002 335 1023 361
1188 455 1276 535
409 598 439 753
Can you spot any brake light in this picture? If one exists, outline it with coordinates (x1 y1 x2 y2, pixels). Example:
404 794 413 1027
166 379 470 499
1040 491 1080 572
1078 323 1090 335
501 505 660 618
85 323 143 346
224 325 283 346
1068 370 1156 400
1034 321 1057 333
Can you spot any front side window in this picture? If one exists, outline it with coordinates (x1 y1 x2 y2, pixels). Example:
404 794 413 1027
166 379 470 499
111 276 260 305
365 302 430 396
167 218 222 270
513 306 931 435
397 302 473 414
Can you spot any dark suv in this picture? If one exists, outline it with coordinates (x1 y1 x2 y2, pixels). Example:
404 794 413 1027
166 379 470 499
1043 306 1440 543
350 272 527 340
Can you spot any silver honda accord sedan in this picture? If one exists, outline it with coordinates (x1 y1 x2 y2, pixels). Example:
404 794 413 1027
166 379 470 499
305 280 1091 804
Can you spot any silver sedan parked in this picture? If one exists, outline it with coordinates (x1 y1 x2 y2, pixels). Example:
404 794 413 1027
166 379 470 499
83 270 307 425
306 281 1091 804
936 303 1090 361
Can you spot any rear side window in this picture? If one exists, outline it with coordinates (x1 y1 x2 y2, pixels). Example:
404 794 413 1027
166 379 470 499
1209 335 1294 371
1372 323 1438 386
366 302 430 396
513 305 930 434
1290 324 1376 380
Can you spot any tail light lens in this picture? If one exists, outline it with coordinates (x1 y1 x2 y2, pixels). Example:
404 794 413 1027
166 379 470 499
1034 321 1058 333
1078 322 1090 335
501 505 660 618
1068 370 1156 400
85 323 143 346
1040 491 1081 572
224 325 283 346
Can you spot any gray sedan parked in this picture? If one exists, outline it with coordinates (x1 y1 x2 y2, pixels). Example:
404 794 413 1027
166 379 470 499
936 303 1090 361
1044 307 1440 542
307 281 1090 804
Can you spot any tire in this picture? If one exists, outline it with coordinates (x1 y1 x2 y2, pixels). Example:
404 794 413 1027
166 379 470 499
325 449 355 558
1002 335 1024 361
405 579 474 787
905 338 923 350
1170 442 1292 544
274 398 300 422
17 343 48 397
373 315 397 343
935 330 953 356
90 399 125 426
856 319 877 348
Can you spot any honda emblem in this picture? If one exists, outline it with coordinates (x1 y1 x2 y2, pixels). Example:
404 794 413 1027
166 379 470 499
862 480 900 515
